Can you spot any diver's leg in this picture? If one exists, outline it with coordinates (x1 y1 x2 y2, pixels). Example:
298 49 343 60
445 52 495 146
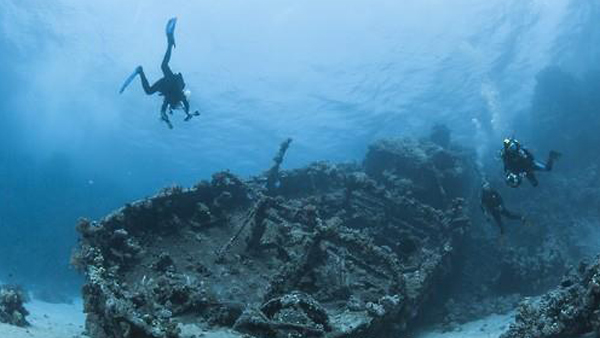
533 161 549 171
492 211 505 235
139 69 162 95
525 172 539 187
161 43 174 77
161 19 176 77
160 100 173 129
533 151 560 172
500 208 522 221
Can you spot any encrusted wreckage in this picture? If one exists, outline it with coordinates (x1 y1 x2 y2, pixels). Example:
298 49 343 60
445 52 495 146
72 137 476 338
0 285 29 327
501 257 600 338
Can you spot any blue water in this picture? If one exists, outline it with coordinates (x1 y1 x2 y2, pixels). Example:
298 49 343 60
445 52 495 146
0 0 598 296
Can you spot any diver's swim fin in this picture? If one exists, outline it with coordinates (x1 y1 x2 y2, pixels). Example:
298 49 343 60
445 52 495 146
166 17 177 48
119 67 141 94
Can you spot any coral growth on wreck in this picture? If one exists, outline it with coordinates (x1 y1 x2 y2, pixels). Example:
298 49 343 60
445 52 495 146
72 137 474 338
0 285 29 327
501 257 600 338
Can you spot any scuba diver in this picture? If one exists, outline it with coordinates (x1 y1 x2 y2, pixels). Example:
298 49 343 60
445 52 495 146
500 138 560 188
480 181 527 236
119 17 199 129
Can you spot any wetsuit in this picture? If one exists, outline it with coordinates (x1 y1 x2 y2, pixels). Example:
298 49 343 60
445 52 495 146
481 186 522 235
501 143 557 187
137 31 190 128
120 18 197 129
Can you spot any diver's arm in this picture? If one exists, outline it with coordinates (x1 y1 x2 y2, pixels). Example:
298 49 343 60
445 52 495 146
160 100 173 129
182 96 200 121
160 99 169 115
182 96 190 114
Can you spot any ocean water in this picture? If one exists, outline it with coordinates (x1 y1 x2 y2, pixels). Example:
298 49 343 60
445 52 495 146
0 0 599 335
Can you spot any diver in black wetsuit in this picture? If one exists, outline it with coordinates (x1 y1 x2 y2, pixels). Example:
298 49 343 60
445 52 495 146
480 182 525 236
120 18 199 129
500 138 560 188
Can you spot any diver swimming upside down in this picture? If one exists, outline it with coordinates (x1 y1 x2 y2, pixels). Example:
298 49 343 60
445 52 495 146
119 17 200 129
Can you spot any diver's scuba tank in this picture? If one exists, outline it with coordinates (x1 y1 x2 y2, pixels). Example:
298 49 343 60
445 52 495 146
506 172 523 188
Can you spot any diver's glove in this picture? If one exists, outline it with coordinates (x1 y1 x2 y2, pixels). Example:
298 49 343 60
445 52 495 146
184 110 201 122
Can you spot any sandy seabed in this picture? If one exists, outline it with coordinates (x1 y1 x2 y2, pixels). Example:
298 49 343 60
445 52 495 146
2 298 515 338
1 301 591 338
0 298 246 338
414 312 515 338
413 312 596 338
0 298 86 338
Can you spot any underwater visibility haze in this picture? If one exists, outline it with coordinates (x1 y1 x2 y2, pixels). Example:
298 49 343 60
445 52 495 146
1 0 600 337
